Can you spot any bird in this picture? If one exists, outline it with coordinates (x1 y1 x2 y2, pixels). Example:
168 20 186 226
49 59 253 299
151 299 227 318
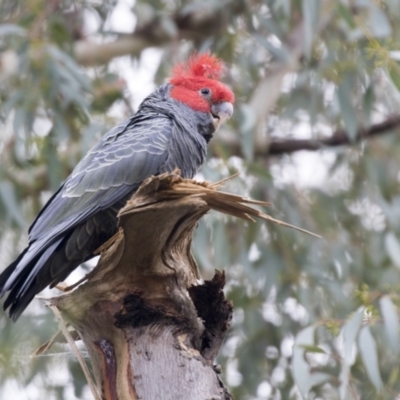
0 52 235 321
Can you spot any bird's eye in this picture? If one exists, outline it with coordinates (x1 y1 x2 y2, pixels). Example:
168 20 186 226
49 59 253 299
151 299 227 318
200 88 211 96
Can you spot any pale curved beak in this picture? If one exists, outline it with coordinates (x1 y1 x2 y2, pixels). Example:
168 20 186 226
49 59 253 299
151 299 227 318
211 102 234 130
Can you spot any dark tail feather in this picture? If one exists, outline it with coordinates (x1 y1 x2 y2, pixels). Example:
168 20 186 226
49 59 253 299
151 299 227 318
1 212 117 321
3 236 91 321
16 239 63 299
0 239 61 321
2 239 65 321
3 258 40 321
0 247 29 297
7 276 44 322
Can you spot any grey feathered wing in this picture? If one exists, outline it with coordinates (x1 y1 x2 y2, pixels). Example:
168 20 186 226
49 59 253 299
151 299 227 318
0 114 173 320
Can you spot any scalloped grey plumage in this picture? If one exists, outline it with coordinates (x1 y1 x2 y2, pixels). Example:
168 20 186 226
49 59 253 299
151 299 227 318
0 83 216 320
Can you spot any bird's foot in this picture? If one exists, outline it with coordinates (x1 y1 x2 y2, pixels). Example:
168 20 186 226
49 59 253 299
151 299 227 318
55 282 69 292
55 276 88 292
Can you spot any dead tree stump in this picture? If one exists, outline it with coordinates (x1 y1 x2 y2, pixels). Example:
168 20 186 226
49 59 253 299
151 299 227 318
48 171 287 400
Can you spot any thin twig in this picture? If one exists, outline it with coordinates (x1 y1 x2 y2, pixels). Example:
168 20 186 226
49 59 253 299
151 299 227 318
211 171 241 187
49 305 101 400
31 329 81 357
31 329 63 357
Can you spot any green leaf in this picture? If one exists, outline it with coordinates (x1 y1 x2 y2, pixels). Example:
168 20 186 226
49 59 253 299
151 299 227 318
159 17 178 38
358 326 383 392
0 23 26 36
0 181 25 228
337 76 358 141
308 372 331 389
239 104 256 162
302 0 319 59
292 325 315 398
362 85 374 123
47 46 90 90
254 34 289 62
384 232 400 269
300 344 326 354
368 5 392 38
389 67 400 92
343 309 363 365
340 308 363 399
337 3 356 28
380 296 399 355
387 0 400 17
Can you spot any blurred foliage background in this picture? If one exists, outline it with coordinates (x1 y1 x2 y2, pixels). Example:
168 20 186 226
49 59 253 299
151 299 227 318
2 0 400 398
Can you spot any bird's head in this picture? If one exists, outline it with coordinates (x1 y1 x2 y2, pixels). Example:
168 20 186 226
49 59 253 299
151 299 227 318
169 52 235 132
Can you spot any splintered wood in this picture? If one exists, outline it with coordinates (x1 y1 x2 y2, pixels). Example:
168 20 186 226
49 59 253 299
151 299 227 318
121 170 320 238
42 171 319 400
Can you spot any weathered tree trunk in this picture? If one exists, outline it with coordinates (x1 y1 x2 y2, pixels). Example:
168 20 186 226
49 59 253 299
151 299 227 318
48 172 290 399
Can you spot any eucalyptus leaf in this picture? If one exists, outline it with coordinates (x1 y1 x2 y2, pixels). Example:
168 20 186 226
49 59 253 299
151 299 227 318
389 67 400 92
384 232 400 269
292 325 315 398
358 326 383 393
0 23 26 36
368 4 392 38
0 181 26 227
379 296 399 355
239 104 256 162
308 372 331 390
337 77 358 141
386 0 400 17
300 344 326 354
343 309 363 364
301 0 319 59
339 308 363 399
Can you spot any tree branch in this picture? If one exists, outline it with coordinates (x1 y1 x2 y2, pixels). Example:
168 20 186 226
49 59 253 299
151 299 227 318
74 36 152 67
74 1 244 66
268 116 400 155
210 116 400 158
248 23 304 152
247 9 333 154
